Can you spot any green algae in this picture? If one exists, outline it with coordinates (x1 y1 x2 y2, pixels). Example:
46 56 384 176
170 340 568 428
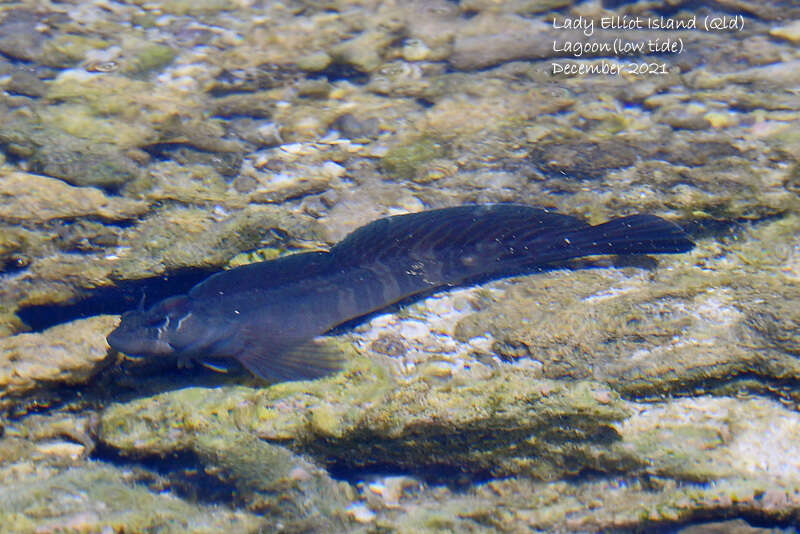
128 0 235 15
39 34 111 67
38 103 156 148
0 0 799 530
99 359 633 480
0 464 264 533
121 43 176 76
97 366 800 529
0 116 142 189
381 136 449 179
450 213 800 402
0 316 119 415
46 73 192 120
109 205 325 279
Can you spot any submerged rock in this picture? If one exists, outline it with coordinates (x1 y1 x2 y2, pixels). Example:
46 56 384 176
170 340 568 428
0 10 110 68
30 146 142 189
453 215 800 401
0 117 142 189
99 380 358 528
0 463 264 533
396 473 800 532
1 0 799 530
529 139 638 179
97 361 800 529
0 171 146 224
381 136 449 179
330 31 394 73
99 362 632 480
108 205 324 279
0 316 117 415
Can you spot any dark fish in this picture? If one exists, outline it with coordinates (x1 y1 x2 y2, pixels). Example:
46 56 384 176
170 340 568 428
107 205 694 382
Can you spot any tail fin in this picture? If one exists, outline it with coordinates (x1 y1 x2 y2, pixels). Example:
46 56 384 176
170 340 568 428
328 205 693 293
525 214 694 266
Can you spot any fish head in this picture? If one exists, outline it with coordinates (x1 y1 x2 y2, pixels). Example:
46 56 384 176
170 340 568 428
107 295 191 357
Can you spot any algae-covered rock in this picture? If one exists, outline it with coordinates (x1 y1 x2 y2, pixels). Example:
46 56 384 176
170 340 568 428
618 396 800 483
99 383 356 528
30 145 142 189
36 103 156 149
453 215 800 401
141 161 235 204
403 474 800 532
0 11 109 68
1 412 97 463
0 117 142 189
46 70 201 122
2 251 117 312
119 43 176 76
0 226 29 278
330 31 394 73
187 432 352 528
449 17 558 71
97 367 800 529
39 34 112 68
381 136 449 179
99 361 633 480
450 396 800 531
1 0 799 530
0 171 147 223
0 11 48 64
249 175 332 204
688 60 800 91
109 205 325 279
0 316 117 415
0 170 147 328
421 75 576 135
529 138 638 179
0 463 264 533
126 0 235 15
4 68 49 98
211 92 275 119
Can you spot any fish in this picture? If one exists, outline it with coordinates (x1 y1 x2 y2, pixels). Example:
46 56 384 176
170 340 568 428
106 204 694 382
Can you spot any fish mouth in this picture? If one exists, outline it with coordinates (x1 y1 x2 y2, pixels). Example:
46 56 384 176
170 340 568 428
105 327 125 351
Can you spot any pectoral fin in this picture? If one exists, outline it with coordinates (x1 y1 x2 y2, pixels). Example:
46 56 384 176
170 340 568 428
235 338 346 382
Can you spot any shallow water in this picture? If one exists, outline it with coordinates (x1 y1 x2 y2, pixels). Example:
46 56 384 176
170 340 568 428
1 0 800 532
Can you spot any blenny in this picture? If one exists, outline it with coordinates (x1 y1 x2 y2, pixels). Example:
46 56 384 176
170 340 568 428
107 204 694 381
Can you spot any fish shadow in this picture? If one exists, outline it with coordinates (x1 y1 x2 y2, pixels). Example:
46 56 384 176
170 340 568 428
327 254 661 335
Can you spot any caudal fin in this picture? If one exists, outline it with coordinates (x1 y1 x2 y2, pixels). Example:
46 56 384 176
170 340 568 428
526 214 694 265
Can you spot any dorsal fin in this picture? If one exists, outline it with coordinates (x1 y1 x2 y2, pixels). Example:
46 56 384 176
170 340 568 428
330 204 589 266
188 251 333 299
